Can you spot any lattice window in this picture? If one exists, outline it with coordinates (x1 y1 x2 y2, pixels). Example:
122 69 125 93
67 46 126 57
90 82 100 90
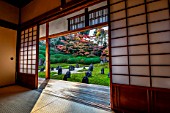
19 26 37 74
89 7 108 26
69 14 85 30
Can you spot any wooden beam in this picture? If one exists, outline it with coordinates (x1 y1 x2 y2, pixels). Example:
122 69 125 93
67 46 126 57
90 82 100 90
21 0 106 29
45 23 50 79
0 19 18 30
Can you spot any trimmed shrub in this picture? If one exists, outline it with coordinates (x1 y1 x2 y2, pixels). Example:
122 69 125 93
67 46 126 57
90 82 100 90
50 57 57 64
39 50 45 56
67 58 77 64
39 54 45 61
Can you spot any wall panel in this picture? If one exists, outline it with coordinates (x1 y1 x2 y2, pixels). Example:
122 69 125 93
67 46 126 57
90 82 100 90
109 0 170 112
0 27 16 87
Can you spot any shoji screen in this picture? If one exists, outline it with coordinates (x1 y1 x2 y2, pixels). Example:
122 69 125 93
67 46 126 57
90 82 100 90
109 0 170 88
18 25 38 89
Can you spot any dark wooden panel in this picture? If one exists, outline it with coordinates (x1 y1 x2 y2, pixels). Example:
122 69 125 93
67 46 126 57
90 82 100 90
111 84 170 113
17 74 36 89
118 85 148 113
153 90 170 113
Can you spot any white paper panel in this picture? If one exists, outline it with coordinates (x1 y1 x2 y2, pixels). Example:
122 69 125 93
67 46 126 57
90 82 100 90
128 14 146 26
110 1 125 12
149 31 170 43
111 47 127 56
152 66 170 76
32 55 36 59
32 60 36 64
110 0 123 4
33 26 37 31
148 10 169 22
25 29 28 33
111 37 127 47
110 10 126 21
128 5 145 16
150 43 170 54
130 66 149 75
20 64 23 68
32 70 36 74
32 65 36 69
149 21 170 32
111 19 126 29
20 69 23 73
127 0 144 7
28 60 31 64
130 76 150 87
112 56 128 65
129 56 149 65
112 66 128 74
39 24 46 38
111 28 127 38
147 0 168 12
28 69 31 74
129 45 148 54
129 34 147 45
112 75 129 84
152 77 170 89
128 24 147 35
151 55 170 65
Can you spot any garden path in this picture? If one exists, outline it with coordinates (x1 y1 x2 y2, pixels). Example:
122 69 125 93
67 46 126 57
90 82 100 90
39 67 89 75
38 78 110 111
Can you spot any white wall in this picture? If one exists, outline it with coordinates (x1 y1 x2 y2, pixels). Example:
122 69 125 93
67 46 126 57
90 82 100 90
0 1 19 24
0 27 17 86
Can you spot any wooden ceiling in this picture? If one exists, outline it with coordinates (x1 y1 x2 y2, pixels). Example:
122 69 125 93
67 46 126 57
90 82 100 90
2 0 33 8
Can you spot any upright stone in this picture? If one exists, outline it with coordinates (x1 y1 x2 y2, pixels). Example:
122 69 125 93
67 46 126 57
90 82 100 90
85 71 92 77
56 66 60 70
40 67 45 72
108 72 110 78
82 76 89 84
101 68 104 74
39 58 44 66
66 71 71 78
88 64 93 71
76 63 79 68
51 67 54 71
63 74 67 81
58 67 62 75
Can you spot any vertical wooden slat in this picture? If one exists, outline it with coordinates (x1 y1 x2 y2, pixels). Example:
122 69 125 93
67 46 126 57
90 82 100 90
46 23 50 79
85 8 89 27
35 24 39 88
107 0 114 109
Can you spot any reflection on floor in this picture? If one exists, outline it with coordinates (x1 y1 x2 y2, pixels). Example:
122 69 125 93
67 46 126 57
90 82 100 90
38 78 110 110
0 79 113 113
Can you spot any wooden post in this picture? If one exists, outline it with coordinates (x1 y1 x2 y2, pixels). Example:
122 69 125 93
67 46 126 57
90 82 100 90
46 23 50 79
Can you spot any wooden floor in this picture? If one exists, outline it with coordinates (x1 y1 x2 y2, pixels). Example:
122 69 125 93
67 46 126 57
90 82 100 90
38 78 111 111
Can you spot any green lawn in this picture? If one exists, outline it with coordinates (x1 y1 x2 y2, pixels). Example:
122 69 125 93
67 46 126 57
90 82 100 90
38 63 110 86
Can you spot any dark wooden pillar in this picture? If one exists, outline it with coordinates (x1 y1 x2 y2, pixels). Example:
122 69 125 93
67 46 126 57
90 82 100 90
45 23 50 79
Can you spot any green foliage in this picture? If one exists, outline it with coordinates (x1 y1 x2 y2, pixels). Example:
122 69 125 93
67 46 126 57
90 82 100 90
39 54 45 61
67 58 77 64
50 57 58 64
39 45 46 50
39 50 45 56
